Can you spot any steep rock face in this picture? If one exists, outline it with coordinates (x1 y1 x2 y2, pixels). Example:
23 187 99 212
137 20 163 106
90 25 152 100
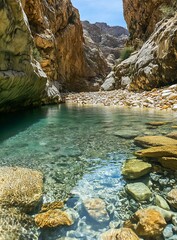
114 14 177 91
82 21 129 66
123 0 176 47
24 0 108 92
0 0 47 111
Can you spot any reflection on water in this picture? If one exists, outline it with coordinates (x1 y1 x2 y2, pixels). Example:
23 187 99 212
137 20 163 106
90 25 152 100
0 104 177 239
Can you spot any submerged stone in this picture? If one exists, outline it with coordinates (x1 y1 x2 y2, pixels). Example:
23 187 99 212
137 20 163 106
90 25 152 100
114 130 139 139
40 201 64 213
134 136 177 148
147 206 174 222
146 122 169 126
159 157 177 170
126 182 152 202
122 159 152 179
35 209 73 228
0 167 43 212
167 131 177 140
155 195 170 211
83 198 109 223
167 189 177 210
100 228 140 240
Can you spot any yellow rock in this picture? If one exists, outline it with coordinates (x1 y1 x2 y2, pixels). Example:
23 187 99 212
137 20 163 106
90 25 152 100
134 136 177 148
167 189 177 209
40 201 64 213
159 157 177 170
35 209 72 228
146 122 169 126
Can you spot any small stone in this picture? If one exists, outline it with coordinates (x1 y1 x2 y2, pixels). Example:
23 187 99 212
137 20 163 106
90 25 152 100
100 228 140 240
163 224 174 238
83 198 109 223
159 157 177 170
114 130 139 139
155 195 170 210
146 122 169 126
148 206 174 222
134 136 177 148
122 159 152 179
167 131 177 140
126 182 152 202
167 189 177 209
40 201 64 212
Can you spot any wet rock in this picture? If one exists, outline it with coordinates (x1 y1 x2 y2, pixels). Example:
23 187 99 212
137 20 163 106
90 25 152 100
0 167 43 212
135 145 177 159
122 159 152 179
83 198 109 223
167 132 177 140
40 201 64 213
163 224 174 239
134 136 177 148
155 195 170 211
114 130 139 139
126 183 152 202
125 209 166 238
159 157 177 170
148 206 174 222
100 228 140 240
146 122 169 127
167 189 177 210
35 209 73 228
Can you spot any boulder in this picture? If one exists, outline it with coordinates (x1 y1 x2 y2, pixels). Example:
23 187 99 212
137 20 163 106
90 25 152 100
122 159 152 179
0 167 43 212
124 209 166 238
134 136 177 148
135 145 177 158
126 183 152 202
83 198 109 223
167 189 177 209
159 157 177 170
35 209 73 228
100 228 140 240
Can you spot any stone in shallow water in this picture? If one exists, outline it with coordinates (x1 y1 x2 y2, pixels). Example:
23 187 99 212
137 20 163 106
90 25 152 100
100 228 140 240
83 198 109 223
35 209 73 228
147 205 174 222
135 145 177 158
167 131 177 139
40 201 64 212
0 207 38 240
126 182 152 202
124 209 166 238
134 136 177 148
155 195 170 211
114 130 139 139
122 159 152 179
159 157 177 170
146 121 169 126
167 189 177 210
0 167 43 212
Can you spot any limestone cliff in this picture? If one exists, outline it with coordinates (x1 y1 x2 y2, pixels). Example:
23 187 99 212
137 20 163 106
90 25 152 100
82 21 129 67
0 0 108 111
0 0 47 111
110 0 177 91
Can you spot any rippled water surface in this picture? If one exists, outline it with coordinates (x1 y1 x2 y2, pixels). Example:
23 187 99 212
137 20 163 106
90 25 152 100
0 104 177 239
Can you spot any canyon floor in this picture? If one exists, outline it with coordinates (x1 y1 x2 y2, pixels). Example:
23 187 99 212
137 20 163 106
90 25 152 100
63 84 177 111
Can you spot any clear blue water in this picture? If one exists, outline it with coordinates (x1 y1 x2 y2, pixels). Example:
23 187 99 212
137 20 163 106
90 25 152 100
0 104 177 239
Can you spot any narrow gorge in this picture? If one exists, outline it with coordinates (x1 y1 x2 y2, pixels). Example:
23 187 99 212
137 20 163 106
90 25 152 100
0 0 177 240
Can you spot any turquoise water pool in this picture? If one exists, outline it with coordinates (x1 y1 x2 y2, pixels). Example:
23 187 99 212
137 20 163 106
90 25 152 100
0 104 177 239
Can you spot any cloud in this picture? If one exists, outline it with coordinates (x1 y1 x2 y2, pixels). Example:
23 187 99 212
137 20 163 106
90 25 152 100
71 0 126 27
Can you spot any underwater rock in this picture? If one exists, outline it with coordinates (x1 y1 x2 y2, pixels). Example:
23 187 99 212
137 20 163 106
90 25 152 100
100 228 140 240
167 131 177 140
134 136 177 148
40 201 64 212
147 206 174 222
167 189 177 210
35 209 73 228
146 122 170 126
155 195 170 211
0 167 43 212
83 198 109 223
122 159 152 179
159 157 177 170
114 130 139 139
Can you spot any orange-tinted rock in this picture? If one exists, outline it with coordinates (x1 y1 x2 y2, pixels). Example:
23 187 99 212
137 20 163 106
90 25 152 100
124 209 166 238
167 189 177 209
35 209 72 228
40 201 64 213
100 228 140 240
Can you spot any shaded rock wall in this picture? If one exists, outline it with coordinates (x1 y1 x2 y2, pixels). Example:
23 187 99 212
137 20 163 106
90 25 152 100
0 0 47 111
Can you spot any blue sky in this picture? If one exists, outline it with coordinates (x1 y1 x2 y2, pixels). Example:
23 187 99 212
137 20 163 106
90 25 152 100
72 0 126 27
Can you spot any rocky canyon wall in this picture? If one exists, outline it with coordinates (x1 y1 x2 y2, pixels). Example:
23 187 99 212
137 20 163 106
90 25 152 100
111 0 177 91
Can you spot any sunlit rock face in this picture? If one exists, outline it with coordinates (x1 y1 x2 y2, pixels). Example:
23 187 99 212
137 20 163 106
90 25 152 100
114 13 177 91
0 0 47 111
82 21 129 67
